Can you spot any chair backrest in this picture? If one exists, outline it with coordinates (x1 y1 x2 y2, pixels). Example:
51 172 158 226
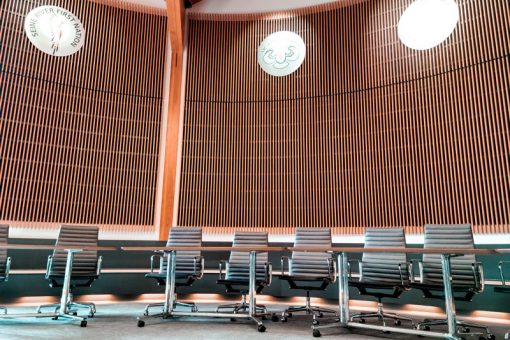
161 227 202 276
0 224 9 277
49 225 99 276
361 228 408 285
290 228 332 277
226 232 268 282
422 224 478 288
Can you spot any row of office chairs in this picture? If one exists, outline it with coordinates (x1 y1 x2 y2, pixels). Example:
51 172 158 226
0 223 508 338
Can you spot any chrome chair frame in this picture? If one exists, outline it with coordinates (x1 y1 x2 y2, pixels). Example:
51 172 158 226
0 256 12 314
281 255 338 324
143 253 204 315
37 254 102 317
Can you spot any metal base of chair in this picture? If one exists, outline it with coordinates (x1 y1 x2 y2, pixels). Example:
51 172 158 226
216 293 267 314
417 318 495 339
350 302 414 327
281 291 337 324
144 300 198 316
0 306 7 314
36 294 96 317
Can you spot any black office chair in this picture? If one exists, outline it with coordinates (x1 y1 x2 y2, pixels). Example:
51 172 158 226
349 227 413 326
216 231 276 322
411 224 494 339
0 224 12 314
280 227 337 325
495 260 510 340
37 225 102 317
144 227 204 315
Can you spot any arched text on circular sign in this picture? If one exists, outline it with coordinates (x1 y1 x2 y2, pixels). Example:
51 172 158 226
257 31 306 77
24 6 85 57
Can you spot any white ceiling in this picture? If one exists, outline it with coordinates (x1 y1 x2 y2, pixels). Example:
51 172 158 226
115 0 340 13
188 0 338 14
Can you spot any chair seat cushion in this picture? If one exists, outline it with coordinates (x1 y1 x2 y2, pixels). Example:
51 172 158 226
217 278 267 286
349 280 405 290
280 275 331 282
410 282 476 292
145 272 194 280
48 274 99 280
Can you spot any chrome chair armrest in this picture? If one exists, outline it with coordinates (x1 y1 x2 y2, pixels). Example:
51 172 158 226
150 254 163 273
219 260 228 279
96 256 103 275
193 256 205 279
265 262 273 285
408 259 422 283
281 256 290 275
327 257 337 283
4 257 11 281
45 255 53 279
397 262 408 286
472 261 484 292
498 261 510 286
347 259 361 280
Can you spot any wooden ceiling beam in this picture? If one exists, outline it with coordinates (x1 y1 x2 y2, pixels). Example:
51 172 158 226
159 0 186 240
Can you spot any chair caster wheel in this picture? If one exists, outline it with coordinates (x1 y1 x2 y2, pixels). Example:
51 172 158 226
462 327 470 333
423 326 430 331
271 315 279 322
137 320 145 327
88 313 94 318
313 319 320 325
261 315 268 321
257 325 266 333
72 312 78 316
52 316 59 320
287 313 292 318
383 331 391 334
80 320 87 327
230 318 237 322
359 318 365 324
313 330 322 338
281 317 288 322
318 312 324 318
394 319 401 326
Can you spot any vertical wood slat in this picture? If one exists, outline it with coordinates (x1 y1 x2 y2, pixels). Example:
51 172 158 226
178 0 509 235
0 0 167 232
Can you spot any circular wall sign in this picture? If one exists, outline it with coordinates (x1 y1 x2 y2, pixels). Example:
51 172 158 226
257 31 306 77
24 6 85 57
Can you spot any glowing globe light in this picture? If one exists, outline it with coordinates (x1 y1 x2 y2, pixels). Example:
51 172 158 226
398 0 459 50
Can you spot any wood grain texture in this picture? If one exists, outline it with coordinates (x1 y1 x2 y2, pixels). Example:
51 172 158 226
0 0 167 232
158 0 186 240
178 0 509 235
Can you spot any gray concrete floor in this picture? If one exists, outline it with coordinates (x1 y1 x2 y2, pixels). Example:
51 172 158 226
0 303 508 340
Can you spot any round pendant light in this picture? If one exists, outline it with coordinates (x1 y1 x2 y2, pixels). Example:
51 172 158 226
398 0 459 50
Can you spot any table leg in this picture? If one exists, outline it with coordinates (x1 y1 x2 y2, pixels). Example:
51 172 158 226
441 254 460 340
339 251 350 326
59 250 75 315
163 250 177 314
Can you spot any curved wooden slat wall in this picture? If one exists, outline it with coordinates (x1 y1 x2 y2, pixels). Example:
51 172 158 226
179 0 509 235
0 0 167 232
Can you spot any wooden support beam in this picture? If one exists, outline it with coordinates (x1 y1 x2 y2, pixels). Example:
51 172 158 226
159 0 185 240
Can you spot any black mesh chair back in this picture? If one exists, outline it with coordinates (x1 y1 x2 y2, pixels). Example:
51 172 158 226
361 228 408 285
422 224 479 288
226 232 268 282
49 225 99 277
160 227 202 277
290 228 332 277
